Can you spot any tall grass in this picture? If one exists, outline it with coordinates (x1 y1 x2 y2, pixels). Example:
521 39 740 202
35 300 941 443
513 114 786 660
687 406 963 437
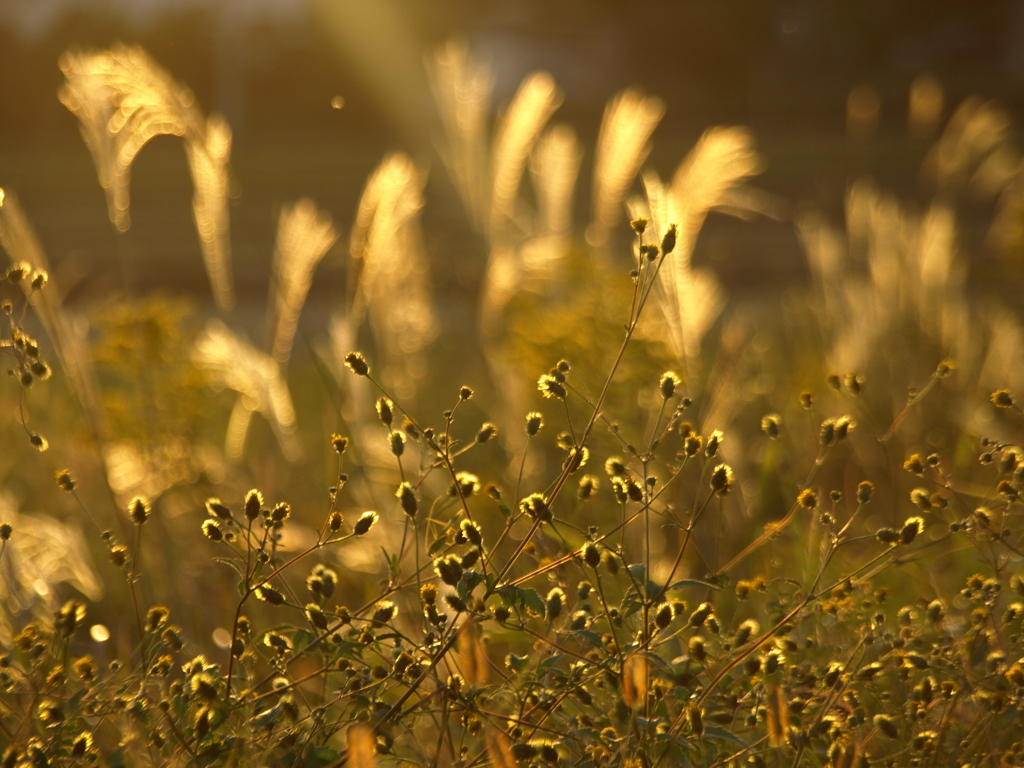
1 42 1024 768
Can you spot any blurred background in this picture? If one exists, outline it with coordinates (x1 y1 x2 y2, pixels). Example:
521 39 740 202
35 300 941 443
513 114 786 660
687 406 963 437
2 0 1022 302
3 0 1024 652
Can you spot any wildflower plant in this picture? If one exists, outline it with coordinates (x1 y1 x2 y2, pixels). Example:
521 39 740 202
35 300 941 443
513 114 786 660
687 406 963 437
4 44 1024 768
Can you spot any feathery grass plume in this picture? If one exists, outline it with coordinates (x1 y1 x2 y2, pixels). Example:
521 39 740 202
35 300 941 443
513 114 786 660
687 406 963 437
347 724 377 768
348 154 437 395
924 97 1014 196
477 73 562 340
513 124 584 280
58 45 192 232
635 128 761 369
270 198 338 363
766 684 790 747
456 619 488 686
0 506 101 644
489 71 562 238
0 191 103 438
622 654 648 709
909 73 944 138
185 114 234 310
589 88 664 247
59 45 237 309
486 728 516 768
530 124 582 238
192 320 300 461
428 40 494 230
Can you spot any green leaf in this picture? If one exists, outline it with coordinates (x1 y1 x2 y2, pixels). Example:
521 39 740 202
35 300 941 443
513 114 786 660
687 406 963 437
496 584 518 607
496 501 513 519
457 571 486 600
302 747 340 768
519 588 545 617
703 726 747 747
665 579 721 592
428 534 448 556
292 629 315 652
506 652 529 672
213 557 246 580
571 629 604 648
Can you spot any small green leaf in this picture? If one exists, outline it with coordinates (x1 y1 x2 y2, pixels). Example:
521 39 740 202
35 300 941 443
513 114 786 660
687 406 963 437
665 579 721 592
519 588 545 617
506 652 528 672
214 557 246 580
428 534 448 556
703 726 747 747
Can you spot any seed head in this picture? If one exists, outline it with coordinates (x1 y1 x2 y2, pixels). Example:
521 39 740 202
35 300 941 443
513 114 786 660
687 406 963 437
201 519 223 541
660 371 681 400
372 601 397 625
55 470 76 492
661 223 678 255
875 527 899 544
910 488 932 510
874 714 898 738
630 217 648 235
564 446 589 473
110 546 128 566
761 414 781 439
799 391 813 409
29 434 48 451
537 374 566 400
55 600 85 638
578 474 598 500
396 482 418 518
376 397 393 426
582 542 601 568
450 472 480 498
146 607 169 632
388 430 405 457
705 430 723 457
903 454 925 475
605 457 626 477
0 523 10 540
6 263 28 282
354 511 378 535
460 519 483 546
444 594 467 613
344 352 369 376
857 481 874 503
735 619 760 645
331 434 349 455
684 434 702 457
797 489 817 509
525 411 543 435
689 603 713 628
899 517 924 545
255 584 285 605
244 489 263 520
546 588 565 620
269 502 290 524
655 603 673 629
190 672 218 701
710 464 733 495
434 555 463 586
476 422 498 443
328 511 343 531
519 493 549 521
992 389 1015 408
